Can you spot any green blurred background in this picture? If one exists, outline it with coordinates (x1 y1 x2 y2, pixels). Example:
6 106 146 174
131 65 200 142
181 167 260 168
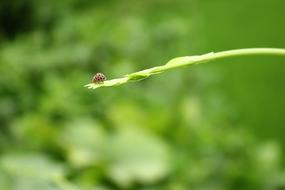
0 0 285 189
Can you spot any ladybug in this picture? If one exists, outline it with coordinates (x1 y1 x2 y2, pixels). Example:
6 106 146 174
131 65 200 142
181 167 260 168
92 73 106 83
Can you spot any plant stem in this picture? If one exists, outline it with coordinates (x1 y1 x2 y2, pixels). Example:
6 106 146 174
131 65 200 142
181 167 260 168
156 48 285 72
211 48 285 60
85 48 285 89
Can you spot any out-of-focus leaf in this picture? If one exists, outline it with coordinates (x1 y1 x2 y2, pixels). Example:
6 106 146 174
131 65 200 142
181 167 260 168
0 153 65 180
0 170 11 190
105 128 170 188
12 177 61 190
58 119 106 168
255 142 281 172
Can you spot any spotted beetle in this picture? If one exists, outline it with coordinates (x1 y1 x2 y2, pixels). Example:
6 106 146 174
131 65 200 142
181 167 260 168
92 73 106 83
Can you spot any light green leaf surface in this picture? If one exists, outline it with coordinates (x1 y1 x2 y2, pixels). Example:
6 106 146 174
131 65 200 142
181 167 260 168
59 119 106 168
0 154 65 180
105 129 170 188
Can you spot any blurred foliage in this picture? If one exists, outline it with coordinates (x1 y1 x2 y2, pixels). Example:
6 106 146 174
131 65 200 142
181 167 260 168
0 0 285 189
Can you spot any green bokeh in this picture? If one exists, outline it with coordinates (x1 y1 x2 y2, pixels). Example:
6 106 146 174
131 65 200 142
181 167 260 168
0 0 285 189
